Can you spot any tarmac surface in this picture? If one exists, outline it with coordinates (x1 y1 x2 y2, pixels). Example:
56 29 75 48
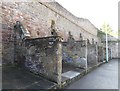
118 59 120 90
65 59 118 89
2 66 56 90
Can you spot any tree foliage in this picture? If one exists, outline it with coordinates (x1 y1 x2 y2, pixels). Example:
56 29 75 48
100 22 118 38
101 23 112 33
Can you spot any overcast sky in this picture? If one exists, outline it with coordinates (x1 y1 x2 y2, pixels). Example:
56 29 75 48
119 2 120 30
55 0 118 32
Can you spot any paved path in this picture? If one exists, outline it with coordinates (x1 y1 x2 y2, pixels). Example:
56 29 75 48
66 59 118 89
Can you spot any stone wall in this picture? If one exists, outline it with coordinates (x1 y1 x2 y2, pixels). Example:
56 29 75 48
87 43 98 66
108 42 119 58
62 35 99 68
16 36 62 84
9 20 62 84
62 40 87 68
102 47 111 60
98 30 119 59
101 41 118 59
98 46 104 62
62 31 86 68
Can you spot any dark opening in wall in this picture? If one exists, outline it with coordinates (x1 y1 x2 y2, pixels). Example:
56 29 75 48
37 31 40 36
92 38 94 44
51 20 58 36
87 39 90 44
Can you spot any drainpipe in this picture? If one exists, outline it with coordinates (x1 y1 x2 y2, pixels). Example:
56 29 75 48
105 23 108 63
85 40 88 72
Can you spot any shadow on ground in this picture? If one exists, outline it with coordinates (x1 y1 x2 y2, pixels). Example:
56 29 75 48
2 66 56 90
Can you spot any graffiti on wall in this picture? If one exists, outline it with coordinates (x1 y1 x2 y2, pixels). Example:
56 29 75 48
62 32 87 68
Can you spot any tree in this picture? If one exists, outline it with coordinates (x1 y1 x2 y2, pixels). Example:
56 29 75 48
101 22 112 34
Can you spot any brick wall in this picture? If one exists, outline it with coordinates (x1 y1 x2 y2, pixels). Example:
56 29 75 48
1 1 99 65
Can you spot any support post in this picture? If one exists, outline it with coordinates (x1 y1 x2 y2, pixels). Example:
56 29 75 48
56 40 62 84
85 40 88 72
105 23 108 63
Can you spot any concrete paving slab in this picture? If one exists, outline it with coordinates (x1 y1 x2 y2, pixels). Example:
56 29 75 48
62 71 80 79
2 66 56 90
61 76 69 82
74 67 85 72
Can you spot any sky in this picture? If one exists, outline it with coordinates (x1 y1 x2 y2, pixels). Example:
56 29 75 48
55 0 119 32
119 2 120 29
